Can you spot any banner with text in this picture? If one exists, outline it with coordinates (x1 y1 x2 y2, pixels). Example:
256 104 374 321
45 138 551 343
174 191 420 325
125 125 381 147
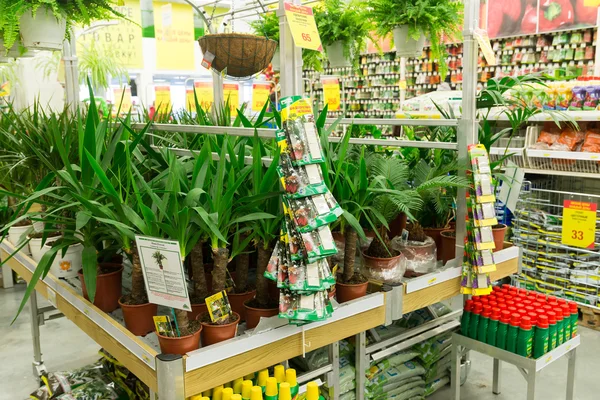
153 2 195 70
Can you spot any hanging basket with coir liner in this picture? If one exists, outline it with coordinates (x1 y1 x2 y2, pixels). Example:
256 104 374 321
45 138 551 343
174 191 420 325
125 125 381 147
198 33 277 78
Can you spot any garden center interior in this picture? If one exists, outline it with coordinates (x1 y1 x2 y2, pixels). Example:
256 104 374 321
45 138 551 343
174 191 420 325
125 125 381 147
1 0 600 399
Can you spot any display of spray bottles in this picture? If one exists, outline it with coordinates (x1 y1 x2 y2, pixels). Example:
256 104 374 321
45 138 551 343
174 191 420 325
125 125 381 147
496 310 510 350
461 300 473 335
274 365 285 386
487 307 500 346
478 305 491 343
250 387 263 400
533 314 549 358
469 302 483 339
506 313 521 353
516 316 533 358
569 301 578 338
305 382 324 400
546 311 558 350
233 378 244 395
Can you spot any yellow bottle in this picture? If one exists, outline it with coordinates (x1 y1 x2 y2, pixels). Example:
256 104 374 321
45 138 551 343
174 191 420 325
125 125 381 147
233 378 244 394
232 396 242 400
213 385 224 400
273 365 285 384
250 386 263 400
223 387 234 400
265 377 278 400
285 369 299 399
242 380 253 400
279 383 291 400
306 382 319 400
257 369 269 390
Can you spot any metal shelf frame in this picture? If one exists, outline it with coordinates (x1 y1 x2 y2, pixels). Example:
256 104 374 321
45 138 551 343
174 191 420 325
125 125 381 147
451 333 580 400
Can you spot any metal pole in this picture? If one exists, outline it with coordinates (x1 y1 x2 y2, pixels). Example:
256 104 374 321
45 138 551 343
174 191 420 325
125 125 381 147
156 354 186 400
278 0 303 97
62 33 80 114
29 290 45 377
327 342 340 400
354 331 367 400
566 349 576 400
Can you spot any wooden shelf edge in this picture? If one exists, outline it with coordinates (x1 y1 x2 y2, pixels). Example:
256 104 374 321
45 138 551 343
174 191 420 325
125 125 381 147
183 304 386 396
1 246 159 392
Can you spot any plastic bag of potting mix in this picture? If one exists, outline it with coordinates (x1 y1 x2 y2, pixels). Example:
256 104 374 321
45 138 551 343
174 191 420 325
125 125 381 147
366 376 423 398
388 386 425 400
54 378 129 400
284 194 342 234
278 96 324 166
424 375 450 397
412 332 453 366
278 158 328 198
423 354 451 382
382 378 425 400
366 360 425 395
366 350 419 380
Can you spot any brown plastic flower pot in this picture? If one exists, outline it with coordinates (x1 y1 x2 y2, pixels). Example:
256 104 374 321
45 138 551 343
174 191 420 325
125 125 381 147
423 227 449 260
335 281 368 303
118 299 158 336
268 280 280 300
157 327 201 356
199 312 240 346
188 302 208 321
493 224 508 252
362 252 404 270
78 264 123 313
228 290 256 321
389 212 408 239
328 285 336 299
440 230 456 265
243 300 278 329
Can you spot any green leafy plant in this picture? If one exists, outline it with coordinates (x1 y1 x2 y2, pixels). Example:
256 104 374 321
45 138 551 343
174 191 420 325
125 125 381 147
78 41 128 93
0 0 125 51
367 0 463 78
314 0 372 69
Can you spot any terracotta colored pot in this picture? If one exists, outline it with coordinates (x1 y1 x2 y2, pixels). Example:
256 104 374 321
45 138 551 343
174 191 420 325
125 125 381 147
243 300 278 329
119 299 158 336
440 230 456 265
328 285 336 299
268 280 280 300
423 227 449 260
199 312 240 346
188 302 208 321
78 265 123 313
228 290 256 321
362 251 404 271
493 224 508 252
157 327 201 355
335 281 368 303
389 213 408 239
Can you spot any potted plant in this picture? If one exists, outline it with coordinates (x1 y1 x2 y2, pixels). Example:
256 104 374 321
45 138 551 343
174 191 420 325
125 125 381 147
78 41 128 97
0 0 124 52
368 0 463 78
314 0 372 69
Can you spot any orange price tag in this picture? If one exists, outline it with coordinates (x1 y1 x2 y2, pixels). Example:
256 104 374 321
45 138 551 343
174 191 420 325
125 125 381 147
155 86 171 113
562 200 597 249
284 2 322 51
321 77 341 111
252 83 272 112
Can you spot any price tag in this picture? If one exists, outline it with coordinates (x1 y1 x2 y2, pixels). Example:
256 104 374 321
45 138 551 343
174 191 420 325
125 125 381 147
562 200 597 249
252 83 272 112
154 86 171 113
223 83 239 113
473 28 496 66
398 80 407 90
321 77 340 111
284 2 323 51
584 0 600 6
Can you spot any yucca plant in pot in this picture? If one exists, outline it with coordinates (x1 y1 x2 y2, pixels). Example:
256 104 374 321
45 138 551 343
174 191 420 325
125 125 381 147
314 0 372 69
368 0 463 78
0 0 124 52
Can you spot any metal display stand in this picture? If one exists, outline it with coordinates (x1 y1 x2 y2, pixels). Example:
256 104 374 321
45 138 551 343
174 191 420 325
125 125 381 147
451 333 580 400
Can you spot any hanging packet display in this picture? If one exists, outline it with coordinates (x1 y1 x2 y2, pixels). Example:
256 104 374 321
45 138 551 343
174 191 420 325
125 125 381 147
285 194 342 233
278 156 328 198
278 96 324 165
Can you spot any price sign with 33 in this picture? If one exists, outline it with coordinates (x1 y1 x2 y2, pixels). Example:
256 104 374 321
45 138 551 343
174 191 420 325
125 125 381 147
561 200 597 249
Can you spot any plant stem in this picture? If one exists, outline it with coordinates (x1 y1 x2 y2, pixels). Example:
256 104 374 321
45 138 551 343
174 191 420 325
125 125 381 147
343 227 357 283
174 308 190 336
128 243 147 304
235 250 249 293
191 241 208 301
256 241 272 307
212 247 229 294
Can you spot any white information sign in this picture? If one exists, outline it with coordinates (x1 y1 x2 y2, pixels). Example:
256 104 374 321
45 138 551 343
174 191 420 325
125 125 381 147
135 236 191 311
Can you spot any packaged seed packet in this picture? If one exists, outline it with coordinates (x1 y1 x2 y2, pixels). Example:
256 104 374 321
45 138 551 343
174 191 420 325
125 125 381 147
278 96 325 165
278 288 334 322
278 258 336 292
284 193 343 232
264 241 280 282
278 154 328 198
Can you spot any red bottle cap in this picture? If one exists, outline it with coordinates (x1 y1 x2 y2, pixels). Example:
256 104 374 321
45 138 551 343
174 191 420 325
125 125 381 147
569 301 578 314
489 301 498 307
505 295 514 302
532 302 542 308
472 295 481 303
558 299 567 306
464 300 473 312
506 300 516 307
507 306 517 313
528 312 538 325
481 297 489 304
510 313 521 327
537 294 547 302
472 303 483 315
520 316 532 330
543 304 553 313
554 308 564 321
548 300 559 307
509 289 518 297
518 289 528 297
502 284 511 290
482 305 491 315
493 285 502 292
561 305 570 318
524 304 534 311
501 289 510 295
537 314 549 329
498 303 507 310
491 307 501 321
547 311 557 324
513 296 523 304
500 310 511 323
496 291 505 298
523 299 533 306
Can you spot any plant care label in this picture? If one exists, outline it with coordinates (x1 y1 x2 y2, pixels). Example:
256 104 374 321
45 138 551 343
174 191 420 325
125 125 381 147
562 200 597 249
135 236 191 311
205 290 233 323
284 2 323 51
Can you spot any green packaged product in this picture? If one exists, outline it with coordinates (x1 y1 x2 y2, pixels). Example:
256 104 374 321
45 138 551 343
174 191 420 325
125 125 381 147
285 193 343 233
496 310 510 350
278 96 325 166
366 350 419 380
560 305 572 341
366 361 426 396
547 311 558 350
278 160 328 199
469 303 482 339
555 309 565 346
506 314 520 353
533 315 550 358
423 375 450 397
461 301 473 335
412 332 452 366
487 308 500 346
569 301 579 338
279 290 334 322
478 306 491 343
517 316 534 358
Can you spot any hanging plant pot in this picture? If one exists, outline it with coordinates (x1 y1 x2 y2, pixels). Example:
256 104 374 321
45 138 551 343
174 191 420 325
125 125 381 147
198 312 240 346
20 6 67 51
198 34 277 78
392 25 426 58
157 327 201 356
0 39 34 58
119 299 158 336
271 47 280 71
78 264 123 313
326 41 351 68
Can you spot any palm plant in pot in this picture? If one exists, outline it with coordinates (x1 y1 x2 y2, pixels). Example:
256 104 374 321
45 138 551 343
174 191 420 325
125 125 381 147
314 0 372 69
0 0 125 52
367 0 462 78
